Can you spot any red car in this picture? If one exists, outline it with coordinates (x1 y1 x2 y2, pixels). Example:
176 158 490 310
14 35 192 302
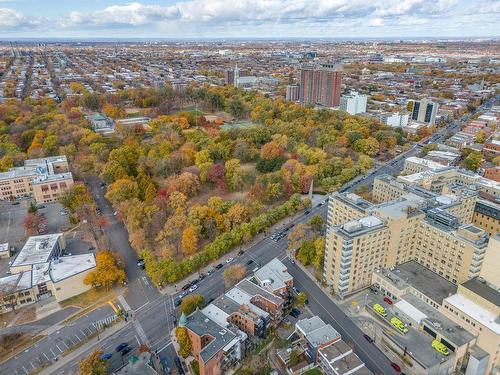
384 297 394 305
390 362 401 372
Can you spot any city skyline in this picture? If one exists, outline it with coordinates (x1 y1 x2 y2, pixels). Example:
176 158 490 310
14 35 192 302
0 0 499 39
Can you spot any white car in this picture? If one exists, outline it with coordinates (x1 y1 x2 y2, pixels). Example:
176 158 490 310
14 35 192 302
189 284 198 293
226 257 234 263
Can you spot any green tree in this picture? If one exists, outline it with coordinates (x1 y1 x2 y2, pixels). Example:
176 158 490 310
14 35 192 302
463 151 483 171
180 294 205 315
308 215 324 232
289 350 300 367
296 292 307 306
79 350 108 375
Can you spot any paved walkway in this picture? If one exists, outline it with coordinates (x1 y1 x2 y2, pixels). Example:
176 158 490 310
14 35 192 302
37 320 128 375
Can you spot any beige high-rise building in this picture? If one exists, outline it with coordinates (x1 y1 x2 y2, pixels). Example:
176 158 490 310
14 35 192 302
324 187 491 297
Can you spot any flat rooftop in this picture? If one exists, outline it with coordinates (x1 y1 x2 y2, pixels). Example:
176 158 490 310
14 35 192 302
11 233 62 268
184 309 238 363
49 253 96 283
385 261 457 304
234 278 283 306
254 258 292 292
296 316 340 348
444 293 500 334
0 271 32 293
462 278 500 309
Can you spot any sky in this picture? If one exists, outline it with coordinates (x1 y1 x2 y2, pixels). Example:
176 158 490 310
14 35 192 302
0 0 499 39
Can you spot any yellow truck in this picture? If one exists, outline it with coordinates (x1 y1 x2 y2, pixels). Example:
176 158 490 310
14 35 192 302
373 303 387 317
432 340 450 356
390 316 409 333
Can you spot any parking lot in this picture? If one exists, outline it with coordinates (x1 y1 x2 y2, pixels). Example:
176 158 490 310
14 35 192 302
0 199 70 277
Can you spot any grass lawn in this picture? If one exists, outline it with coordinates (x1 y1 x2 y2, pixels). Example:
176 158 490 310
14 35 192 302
60 287 115 309
304 368 323 375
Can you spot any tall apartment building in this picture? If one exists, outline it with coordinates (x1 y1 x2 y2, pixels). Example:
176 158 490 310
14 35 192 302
472 199 500 237
410 98 439 125
339 91 367 115
285 84 300 102
299 63 342 108
324 169 492 297
0 155 74 203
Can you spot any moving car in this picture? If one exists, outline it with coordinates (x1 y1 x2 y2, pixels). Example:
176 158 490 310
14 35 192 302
390 317 408 334
189 284 198 292
238 250 244 256
174 298 182 307
390 362 401 372
115 343 129 352
120 346 132 355
246 259 254 265
136 259 145 269
174 357 185 374
373 303 387 317
432 340 450 356
383 297 393 305
303 210 310 215
160 356 171 373
215 263 224 270
363 334 374 343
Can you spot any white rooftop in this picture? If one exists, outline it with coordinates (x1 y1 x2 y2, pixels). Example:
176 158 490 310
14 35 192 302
394 299 428 324
11 233 62 268
202 303 230 328
444 293 500 334
0 243 8 253
406 156 446 171
49 253 96 283
254 258 292 292
225 284 268 318
0 271 32 293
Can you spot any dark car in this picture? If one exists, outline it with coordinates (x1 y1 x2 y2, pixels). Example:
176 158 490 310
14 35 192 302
190 278 199 286
215 263 224 270
238 250 244 256
199 273 206 280
181 284 191 291
120 346 132 355
290 308 301 318
363 334 374 343
115 343 128 352
160 356 171 373
390 362 401 372
100 353 113 360
303 210 310 215
11 201 20 205
174 357 184 374
175 298 182 307
246 259 254 265
207 297 215 304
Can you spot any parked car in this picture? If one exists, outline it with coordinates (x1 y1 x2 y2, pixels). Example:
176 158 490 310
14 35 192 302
174 357 185 374
181 283 191 291
207 269 214 275
226 257 234 263
189 284 198 292
115 343 128 352
292 286 299 294
174 298 182 307
303 210 310 215
207 297 215 304
136 259 145 269
190 278 199 286
246 260 254 265
178 291 187 299
11 201 20 205
238 250 244 256
384 297 393 305
198 273 206 280
215 263 224 270
363 334 374 343
390 362 401 372
100 353 113 360
36 205 46 209
290 308 301 318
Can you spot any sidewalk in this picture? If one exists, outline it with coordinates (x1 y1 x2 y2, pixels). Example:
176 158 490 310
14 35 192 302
37 320 129 375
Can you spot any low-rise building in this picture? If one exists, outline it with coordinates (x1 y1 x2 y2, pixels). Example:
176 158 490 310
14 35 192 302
472 199 500 236
0 155 74 203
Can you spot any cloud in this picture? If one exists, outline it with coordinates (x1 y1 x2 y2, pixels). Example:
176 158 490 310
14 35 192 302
0 7 40 30
0 0 499 37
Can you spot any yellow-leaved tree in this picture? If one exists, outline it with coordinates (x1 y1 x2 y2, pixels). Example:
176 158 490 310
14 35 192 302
84 251 126 290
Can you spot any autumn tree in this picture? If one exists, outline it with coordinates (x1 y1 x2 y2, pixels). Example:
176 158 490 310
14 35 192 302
60 183 95 215
79 350 108 375
181 227 198 255
287 224 313 252
308 215 324 232
225 158 243 192
223 264 246 288
23 212 47 236
180 294 205 315
296 292 307 306
175 327 191 358
463 151 483 171
105 179 139 204
84 251 126 290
